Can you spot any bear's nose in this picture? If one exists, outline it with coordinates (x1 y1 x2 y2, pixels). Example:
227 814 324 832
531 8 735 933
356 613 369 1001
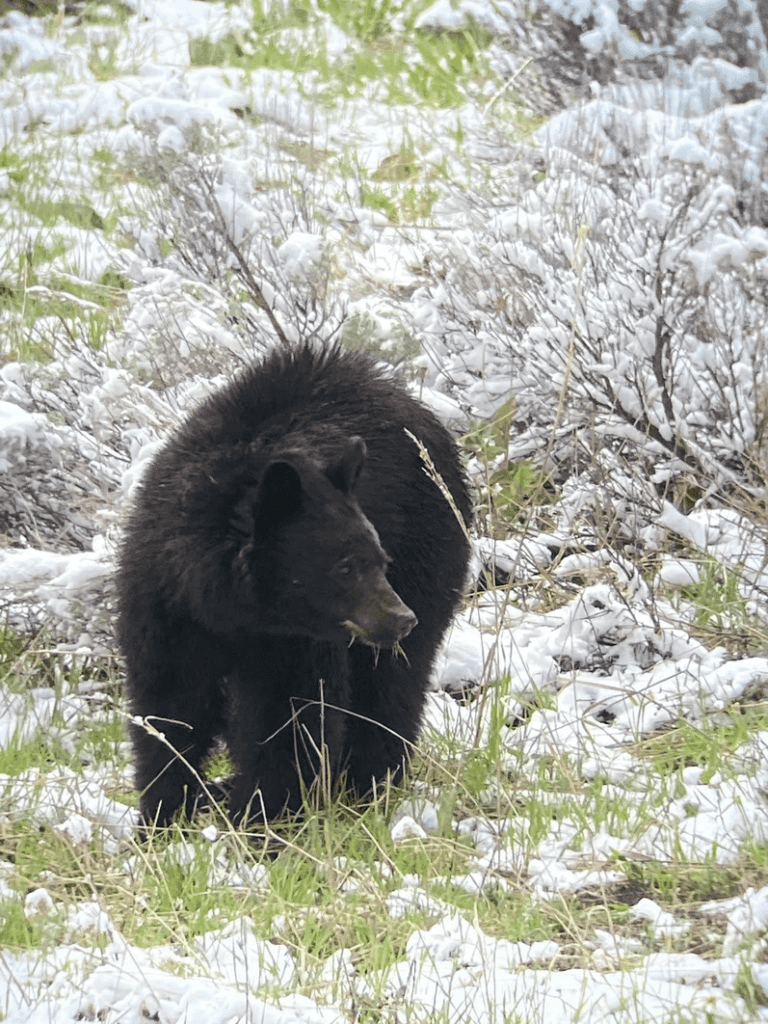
395 607 418 641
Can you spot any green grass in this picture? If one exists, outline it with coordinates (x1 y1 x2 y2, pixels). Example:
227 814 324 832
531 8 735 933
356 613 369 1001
187 0 494 109
633 703 768 785
0 897 49 950
464 407 556 537
0 137 129 360
0 631 127 777
681 556 752 629
3 611 768 996
0 0 516 369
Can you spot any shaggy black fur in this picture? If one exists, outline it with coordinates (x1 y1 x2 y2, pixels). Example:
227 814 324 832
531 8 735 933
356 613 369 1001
116 343 471 826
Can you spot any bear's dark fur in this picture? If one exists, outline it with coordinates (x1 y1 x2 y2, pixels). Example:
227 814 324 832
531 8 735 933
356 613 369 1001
116 343 471 826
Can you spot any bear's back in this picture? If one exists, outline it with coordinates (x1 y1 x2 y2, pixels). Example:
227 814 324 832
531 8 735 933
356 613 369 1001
179 344 421 455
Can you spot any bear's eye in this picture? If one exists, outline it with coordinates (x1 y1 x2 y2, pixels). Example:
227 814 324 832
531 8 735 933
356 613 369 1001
337 560 354 577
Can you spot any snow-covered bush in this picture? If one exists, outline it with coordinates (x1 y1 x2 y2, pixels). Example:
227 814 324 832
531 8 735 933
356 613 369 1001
410 84 768 552
121 125 347 364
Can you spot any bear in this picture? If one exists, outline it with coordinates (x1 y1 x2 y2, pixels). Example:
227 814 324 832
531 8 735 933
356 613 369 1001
116 342 472 827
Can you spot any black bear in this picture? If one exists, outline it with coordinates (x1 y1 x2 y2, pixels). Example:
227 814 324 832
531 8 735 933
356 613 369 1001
117 343 471 827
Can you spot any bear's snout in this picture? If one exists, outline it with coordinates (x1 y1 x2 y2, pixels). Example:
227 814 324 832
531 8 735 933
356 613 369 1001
380 603 418 646
349 607 417 648
344 580 418 649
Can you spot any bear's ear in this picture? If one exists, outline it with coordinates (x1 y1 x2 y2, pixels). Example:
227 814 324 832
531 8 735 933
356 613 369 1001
230 462 303 538
255 460 303 527
326 436 366 494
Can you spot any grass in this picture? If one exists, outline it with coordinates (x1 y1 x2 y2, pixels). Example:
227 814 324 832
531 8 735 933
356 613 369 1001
634 708 768 781
0 135 130 361
188 1 493 109
4 572 768 1015
0 0 511 365
4 626 768 970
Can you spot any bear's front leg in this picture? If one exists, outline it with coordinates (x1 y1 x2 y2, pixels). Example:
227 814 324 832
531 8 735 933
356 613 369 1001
225 748 305 824
225 694 348 823
224 638 349 824
130 713 212 827
124 624 228 828
343 644 428 799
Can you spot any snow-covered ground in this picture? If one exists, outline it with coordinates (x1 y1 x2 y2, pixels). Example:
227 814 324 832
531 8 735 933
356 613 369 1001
3 0 768 1021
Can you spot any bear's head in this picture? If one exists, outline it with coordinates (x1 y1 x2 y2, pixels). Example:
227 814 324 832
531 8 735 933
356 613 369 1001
230 437 417 648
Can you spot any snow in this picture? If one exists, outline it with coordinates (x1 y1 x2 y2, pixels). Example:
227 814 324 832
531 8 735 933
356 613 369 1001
0 0 767 1020
23 888 54 921
0 401 39 471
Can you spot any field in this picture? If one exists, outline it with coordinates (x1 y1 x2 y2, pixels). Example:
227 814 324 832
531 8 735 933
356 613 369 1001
2 0 768 1021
